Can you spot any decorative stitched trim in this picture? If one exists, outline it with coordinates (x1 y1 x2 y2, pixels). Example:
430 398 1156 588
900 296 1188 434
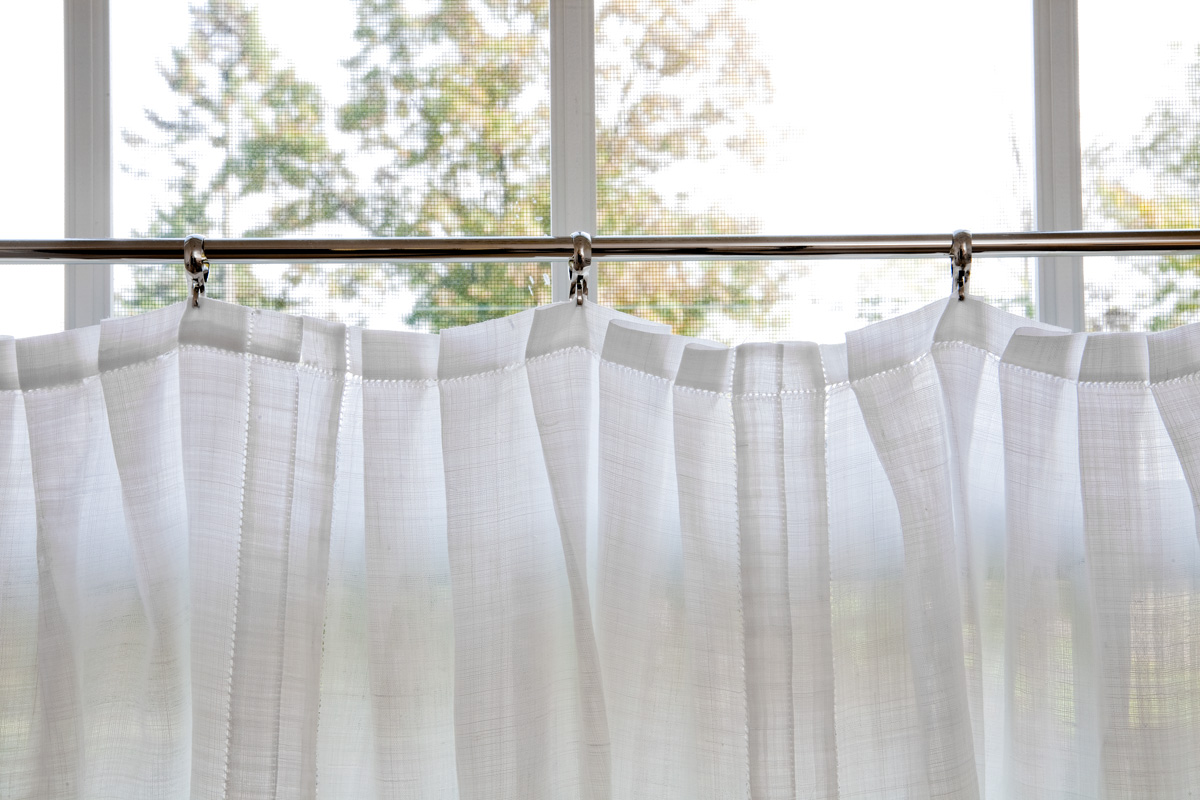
1153 369 1200 388
221 310 257 800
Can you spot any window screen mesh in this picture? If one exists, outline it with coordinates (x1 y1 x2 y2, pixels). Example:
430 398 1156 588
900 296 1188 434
109 0 1040 338
595 257 1033 346
111 0 550 331
1081 2 1200 332
595 1 1035 340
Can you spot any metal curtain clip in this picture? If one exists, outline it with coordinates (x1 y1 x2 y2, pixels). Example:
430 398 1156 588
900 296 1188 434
950 229 972 301
183 234 210 308
569 231 591 306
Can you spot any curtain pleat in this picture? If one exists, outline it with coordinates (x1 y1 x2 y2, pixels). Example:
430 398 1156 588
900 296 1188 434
822 339 921 798
439 311 583 799
98 309 193 799
524 303 626 800
20 326 145 799
4 295 1200 799
174 304 250 799
732 342 792 799
673 343 745 799
597 322 695 800
317 323 375 799
0 339 38 798
355 327 455 797
849 302 978 798
929 302 1022 800
999 329 1097 798
775 343 838 798
1076 335 1200 796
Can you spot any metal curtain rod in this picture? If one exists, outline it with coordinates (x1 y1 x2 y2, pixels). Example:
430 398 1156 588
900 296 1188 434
1 229 1200 263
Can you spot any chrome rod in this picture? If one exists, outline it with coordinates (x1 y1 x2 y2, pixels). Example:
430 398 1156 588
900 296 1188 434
1 230 1199 263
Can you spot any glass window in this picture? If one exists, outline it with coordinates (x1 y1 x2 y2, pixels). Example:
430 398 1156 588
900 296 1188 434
21 2 1184 339
0 4 64 338
595 0 1035 342
1080 0 1200 331
111 0 551 330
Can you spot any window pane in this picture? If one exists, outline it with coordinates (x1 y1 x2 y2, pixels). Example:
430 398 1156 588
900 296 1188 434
601 256 1034 344
1081 1 1200 331
111 0 550 330
595 0 1035 341
0 4 64 337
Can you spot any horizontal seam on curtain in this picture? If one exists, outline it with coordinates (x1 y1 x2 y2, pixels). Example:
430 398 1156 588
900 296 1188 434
850 351 935 385
16 337 1200 394
732 389 820 399
11 346 358 394
443 346 598 383
1151 370 1200 387
849 340 1003 386
600 359 674 385
998 362 1163 386
361 378 435 386
15 351 178 394
675 385 727 397
179 344 359 377
932 340 1003 360
526 346 595 365
997 362 1076 383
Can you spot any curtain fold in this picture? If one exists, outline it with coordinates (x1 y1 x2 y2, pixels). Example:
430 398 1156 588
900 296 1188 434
3 295 1200 799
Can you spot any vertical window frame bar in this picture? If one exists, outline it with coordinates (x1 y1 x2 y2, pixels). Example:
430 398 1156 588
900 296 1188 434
1032 0 1086 331
64 0 112 329
549 0 597 303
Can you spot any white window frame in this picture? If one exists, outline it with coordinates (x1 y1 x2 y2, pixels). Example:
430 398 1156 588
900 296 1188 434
1033 0 1085 331
64 0 1085 330
65 0 112 329
549 0 596 303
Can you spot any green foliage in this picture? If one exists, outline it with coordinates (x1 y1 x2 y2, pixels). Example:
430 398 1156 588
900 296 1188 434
118 0 358 316
339 0 553 330
124 0 779 337
1089 45 1200 331
593 1 779 336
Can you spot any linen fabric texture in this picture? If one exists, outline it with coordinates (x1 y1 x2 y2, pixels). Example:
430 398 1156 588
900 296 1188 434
1 296 1199 799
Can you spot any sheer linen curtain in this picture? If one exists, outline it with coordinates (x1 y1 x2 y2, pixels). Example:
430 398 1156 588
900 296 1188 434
2 295 1200 799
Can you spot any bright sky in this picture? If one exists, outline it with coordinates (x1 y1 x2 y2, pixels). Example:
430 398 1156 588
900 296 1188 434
1 0 1198 340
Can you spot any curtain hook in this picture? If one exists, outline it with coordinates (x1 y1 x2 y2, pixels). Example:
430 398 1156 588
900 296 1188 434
569 231 591 306
183 234 210 308
950 229 972 301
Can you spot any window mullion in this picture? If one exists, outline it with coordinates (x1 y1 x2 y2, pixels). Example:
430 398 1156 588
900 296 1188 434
549 0 596 303
64 0 112 329
1032 0 1085 331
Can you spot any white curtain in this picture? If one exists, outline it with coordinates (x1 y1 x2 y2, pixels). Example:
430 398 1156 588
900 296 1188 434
2 296 1200 799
